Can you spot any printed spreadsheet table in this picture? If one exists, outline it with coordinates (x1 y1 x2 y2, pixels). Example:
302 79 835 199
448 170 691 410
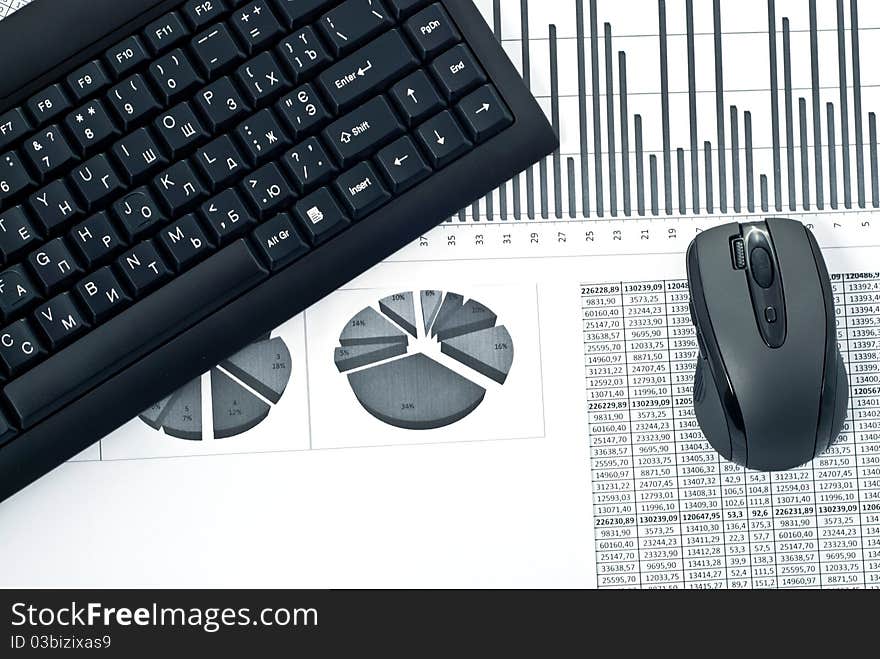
582 274 880 589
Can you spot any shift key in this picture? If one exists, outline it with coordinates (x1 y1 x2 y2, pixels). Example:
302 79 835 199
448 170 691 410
323 97 404 167
317 30 418 113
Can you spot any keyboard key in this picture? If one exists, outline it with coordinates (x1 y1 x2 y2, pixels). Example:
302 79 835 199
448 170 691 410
281 137 336 192
456 84 513 143
27 84 71 126
334 162 390 219
0 319 46 377
69 154 124 211
0 152 35 204
390 70 445 126
292 187 349 244
69 211 124 268
22 126 78 181
318 0 392 56
66 61 111 102
200 188 256 243
182 0 227 29
250 212 308 270
191 24 243 77
144 12 191 54
241 162 295 218
149 49 203 105
27 238 83 295
105 35 150 77
0 207 41 264
405 4 461 59
116 241 172 297
236 52 290 107
271 0 335 27
317 29 418 113
323 96 404 167
154 103 209 158
0 410 17 447
375 135 431 193
29 180 82 234
0 265 41 321
430 44 487 101
415 110 472 167
276 26 332 83
194 135 248 190
75 266 131 324
33 293 89 350
194 76 250 132
275 84 331 140
230 1 284 54
113 188 166 240
0 108 30 151
111 128 168 184
156 214 214 271
386 0 428 18
108 74 162 129
235 109 290 164
64 100 121 155
153 161 208 214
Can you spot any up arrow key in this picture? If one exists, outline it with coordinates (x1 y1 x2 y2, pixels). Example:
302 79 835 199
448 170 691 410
475 103 490 114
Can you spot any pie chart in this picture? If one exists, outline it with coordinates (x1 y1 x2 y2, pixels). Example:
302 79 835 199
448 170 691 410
335 291 514 430
139 334 292 440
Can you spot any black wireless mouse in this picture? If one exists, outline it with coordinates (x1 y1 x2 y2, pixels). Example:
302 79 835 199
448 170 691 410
686 218 849 471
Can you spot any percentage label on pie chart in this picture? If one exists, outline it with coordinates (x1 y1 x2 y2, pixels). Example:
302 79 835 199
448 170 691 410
335 291 514 430
139 334 292 440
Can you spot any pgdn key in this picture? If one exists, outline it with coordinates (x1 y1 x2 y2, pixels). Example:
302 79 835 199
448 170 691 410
323 96 403 167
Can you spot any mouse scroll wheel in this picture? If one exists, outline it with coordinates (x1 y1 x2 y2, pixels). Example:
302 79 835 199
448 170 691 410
750 246 775 289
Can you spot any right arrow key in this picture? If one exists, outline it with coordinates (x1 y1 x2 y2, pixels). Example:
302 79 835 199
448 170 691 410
414 110 472 169
455 85 513 144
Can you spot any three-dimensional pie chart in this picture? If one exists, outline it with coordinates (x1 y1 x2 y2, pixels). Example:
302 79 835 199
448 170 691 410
335 291 514 429
139 334 292 440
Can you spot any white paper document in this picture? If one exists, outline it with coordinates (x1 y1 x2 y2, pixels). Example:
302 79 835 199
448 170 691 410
1 0 880 588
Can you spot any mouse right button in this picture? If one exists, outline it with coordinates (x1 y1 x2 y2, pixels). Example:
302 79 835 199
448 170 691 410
750 246 775 288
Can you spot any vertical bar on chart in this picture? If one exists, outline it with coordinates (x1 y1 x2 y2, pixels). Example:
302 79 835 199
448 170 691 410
714 0 727 212
767 0 781 211
852 0 865 208
705 142 714 214
828 103 838 210
619 52 631 216
761 175 769 212
576 0 590 217
550 25 562 219
458 209 466 222
686 0 700 213
636 114 645 216
783 18 796 211
870 112 878 208
485 192 493 221
659 0 672 214
512 174 521 220
650 154 659 216
471 200 480 220
745 111 755 213
731 106 741 213
521 0 535 219
590 0 604 217
568 158 577 218
539 157 549 219
604 23 617 216
837 0 851 208
809 0 824 209
677 148 686 214
800 98 811 210
492 0 506 220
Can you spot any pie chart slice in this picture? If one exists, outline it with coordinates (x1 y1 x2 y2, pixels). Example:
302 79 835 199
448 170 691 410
211 368 271 439
379 292 417 337
441 325 515 384
434 299 497 341
431 293 463 337
421 290 443 334
219 336 292 404
161 378 203 441
340 306 409 346
347 353 486 430
334 342 408 372
140 395 173 430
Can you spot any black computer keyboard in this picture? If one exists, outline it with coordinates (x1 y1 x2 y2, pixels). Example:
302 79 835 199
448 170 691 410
0 0 555 502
